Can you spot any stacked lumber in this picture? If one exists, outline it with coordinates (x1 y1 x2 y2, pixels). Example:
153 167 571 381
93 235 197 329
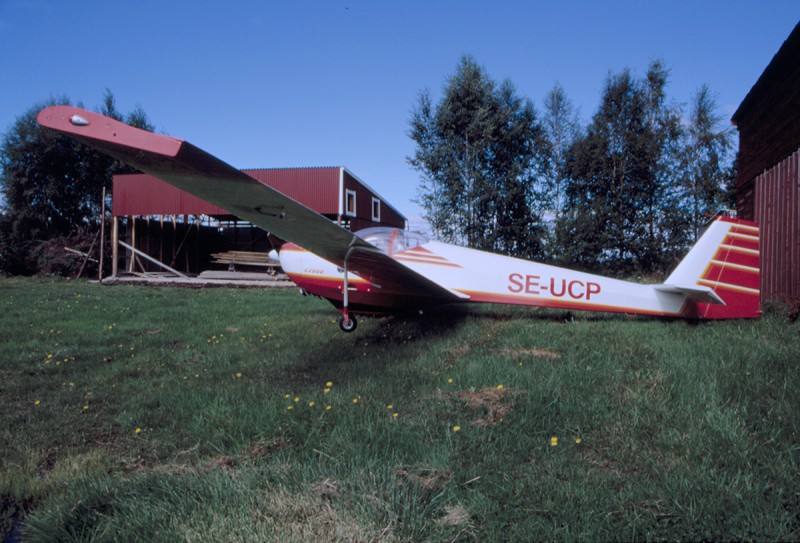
211 251 280 272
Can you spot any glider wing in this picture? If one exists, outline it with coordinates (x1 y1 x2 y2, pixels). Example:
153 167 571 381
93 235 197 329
37 106 461 302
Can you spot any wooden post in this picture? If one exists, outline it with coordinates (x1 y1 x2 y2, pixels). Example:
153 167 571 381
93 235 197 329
172 215 177 267
159 215 164 265
184 214 189 273
99 187 106 281
111 216 119 277
128 216 136 273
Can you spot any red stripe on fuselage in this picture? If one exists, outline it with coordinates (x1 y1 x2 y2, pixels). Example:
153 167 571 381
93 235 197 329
457 289 689 317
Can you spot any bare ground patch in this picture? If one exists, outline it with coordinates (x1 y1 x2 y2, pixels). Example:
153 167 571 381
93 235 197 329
499 348 561 360
443 386 518 426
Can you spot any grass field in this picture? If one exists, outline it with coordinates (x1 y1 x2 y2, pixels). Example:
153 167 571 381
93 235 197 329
1 277 798 542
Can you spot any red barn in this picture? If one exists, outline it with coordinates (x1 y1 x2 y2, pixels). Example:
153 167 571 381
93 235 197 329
110 167 406 275
732 21 800 303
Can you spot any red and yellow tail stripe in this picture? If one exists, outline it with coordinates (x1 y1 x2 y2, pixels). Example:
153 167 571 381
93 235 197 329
697 220 761 318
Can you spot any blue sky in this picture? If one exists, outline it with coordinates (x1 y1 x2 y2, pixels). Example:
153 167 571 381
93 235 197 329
1 1 797 228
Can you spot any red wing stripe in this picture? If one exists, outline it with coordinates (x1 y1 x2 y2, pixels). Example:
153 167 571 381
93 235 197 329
394 255 462 268
405 246 435 254
402 249 450 261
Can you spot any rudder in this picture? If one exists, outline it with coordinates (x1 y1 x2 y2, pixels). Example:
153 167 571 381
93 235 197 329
665 216 761 319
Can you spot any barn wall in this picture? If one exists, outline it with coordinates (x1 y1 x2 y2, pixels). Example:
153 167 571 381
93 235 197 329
733 22 800 190
341 170 406 229
754 148 800 301
113 174 230 216
243 168 340 215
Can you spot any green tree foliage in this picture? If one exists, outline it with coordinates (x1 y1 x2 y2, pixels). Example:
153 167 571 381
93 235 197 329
408 56 549 258
562 61 686 275
0 91 153 274
681 84 736 241
542 83 581 259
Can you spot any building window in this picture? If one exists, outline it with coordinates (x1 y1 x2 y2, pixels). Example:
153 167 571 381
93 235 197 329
372 197 381 222
345 189 357 217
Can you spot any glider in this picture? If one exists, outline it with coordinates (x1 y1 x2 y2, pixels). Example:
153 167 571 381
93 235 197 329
37 106 761 332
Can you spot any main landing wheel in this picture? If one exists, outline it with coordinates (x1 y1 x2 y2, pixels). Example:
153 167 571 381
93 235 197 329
338 314 358 333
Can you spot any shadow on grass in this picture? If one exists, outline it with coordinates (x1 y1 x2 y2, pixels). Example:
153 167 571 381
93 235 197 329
279 304 473 386
274 301 700 391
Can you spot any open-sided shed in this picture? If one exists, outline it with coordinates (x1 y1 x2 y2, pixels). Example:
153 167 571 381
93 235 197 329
110 167 407 276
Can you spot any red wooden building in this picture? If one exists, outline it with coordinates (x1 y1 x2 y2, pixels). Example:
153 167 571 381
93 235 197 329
732 21 800 302
111 167 406 275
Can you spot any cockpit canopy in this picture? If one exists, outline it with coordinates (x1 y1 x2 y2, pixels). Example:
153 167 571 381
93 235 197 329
355 227 429 255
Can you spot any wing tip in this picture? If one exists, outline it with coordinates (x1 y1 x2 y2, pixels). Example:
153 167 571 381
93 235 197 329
37 106 184 158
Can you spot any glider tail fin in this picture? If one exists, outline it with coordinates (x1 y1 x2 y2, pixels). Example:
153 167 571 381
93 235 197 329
663 215 761 319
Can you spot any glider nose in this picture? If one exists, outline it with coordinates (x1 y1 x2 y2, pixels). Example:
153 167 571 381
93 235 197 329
268 249 279 262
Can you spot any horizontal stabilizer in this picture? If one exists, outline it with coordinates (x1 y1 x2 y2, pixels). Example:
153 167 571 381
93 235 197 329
653 284 725 305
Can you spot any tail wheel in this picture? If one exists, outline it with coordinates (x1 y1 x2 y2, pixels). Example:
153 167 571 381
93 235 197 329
338 314 358 333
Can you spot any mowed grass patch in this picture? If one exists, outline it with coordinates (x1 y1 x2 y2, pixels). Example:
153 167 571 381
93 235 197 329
1 277 798 541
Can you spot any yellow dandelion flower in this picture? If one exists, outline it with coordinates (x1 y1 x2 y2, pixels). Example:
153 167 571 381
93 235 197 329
326 381 333 387
325 405 332 411
496 384 504 390
550 436 558 447
47 353 53 359
447 378 453 384
284 393 290 399
235 372 242 379
287 405 294 410
387 404 393 410
323 387 331 393
392 413 399 419
308 401 315 407
452 425 461 432
134 427 142 434
83 405 89 411
34 399 41 406
352 397 359 404
293 396 300 403
575 438 582 444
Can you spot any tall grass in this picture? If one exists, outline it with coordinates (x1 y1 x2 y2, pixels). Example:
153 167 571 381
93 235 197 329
1 277 798 541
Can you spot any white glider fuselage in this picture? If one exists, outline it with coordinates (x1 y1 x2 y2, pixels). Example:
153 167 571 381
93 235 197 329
279 217 761 320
